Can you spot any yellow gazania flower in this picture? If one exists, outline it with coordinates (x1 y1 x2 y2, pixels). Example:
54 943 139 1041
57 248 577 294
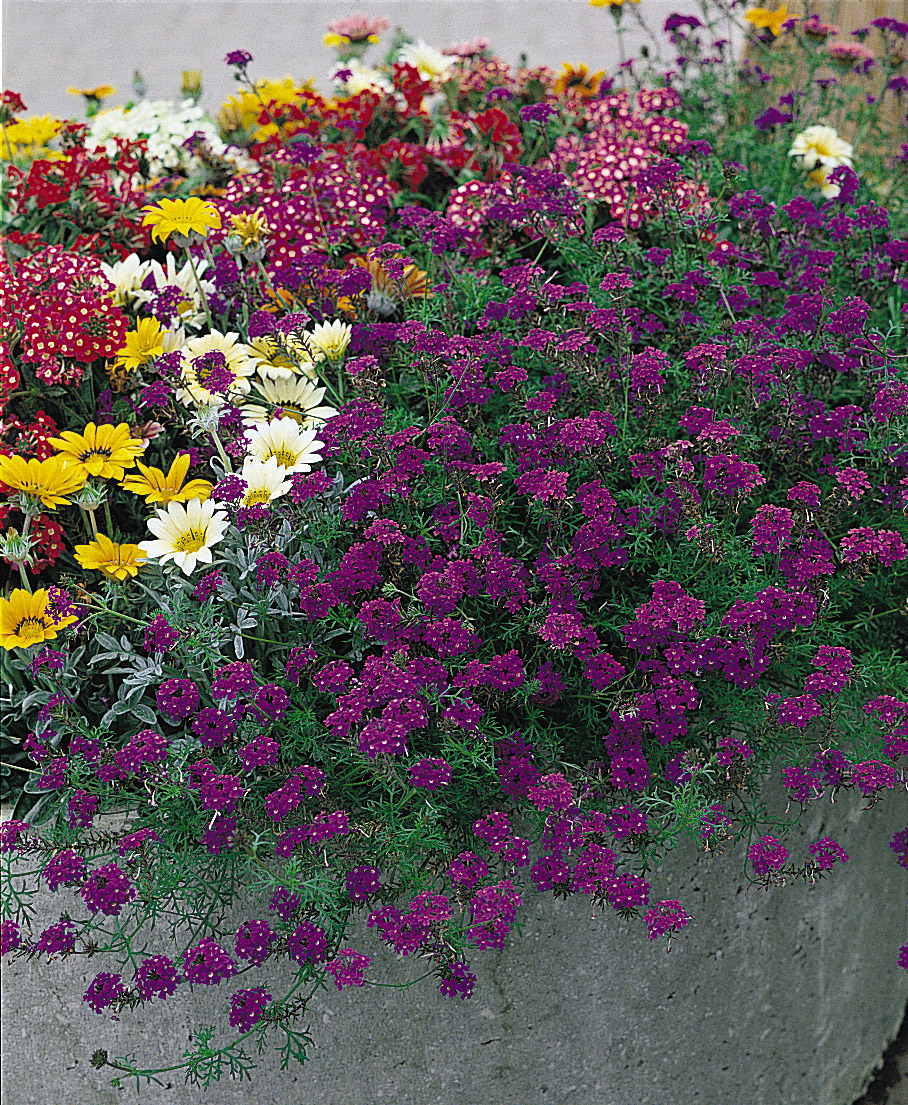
589 0 639 7
48 422 146 481
744 5 794 37
67 84 116 100
553 63 606 100
228 208 271 247
141 197 222 245
120 453 213 506
0 454 87 510
0 588 78 651
2 115 64 159
74 533 147 581
113 317 166 372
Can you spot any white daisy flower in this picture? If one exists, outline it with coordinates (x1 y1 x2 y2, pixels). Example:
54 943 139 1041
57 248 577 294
332 60 394 97
788 125 853 171
240 375 338 429
139 497 230 575
308 320 352 362
176 330 258 407
245 416 325 473
248 335 318 382
396 40 455 81
99 253 152 308
240 456 293 507
132 254 216 330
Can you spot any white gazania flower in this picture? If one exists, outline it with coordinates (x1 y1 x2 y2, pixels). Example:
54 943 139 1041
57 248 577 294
176 330 258 407
100 253 152 308
132 253 216 329
396 40 455 81
240 375 339 429
788 125 853 171
240 456 292 507
332 60 394 97
248 335 317 382
245 416 324 473
308 320 352 362
139 497 229 575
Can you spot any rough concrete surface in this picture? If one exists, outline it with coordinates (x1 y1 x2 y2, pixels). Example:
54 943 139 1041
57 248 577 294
2 783 907 1105
3 0 724 120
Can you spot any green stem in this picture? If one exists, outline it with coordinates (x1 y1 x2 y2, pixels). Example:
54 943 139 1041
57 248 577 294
18 563 32 592
185 250 214 329
102 499 114 536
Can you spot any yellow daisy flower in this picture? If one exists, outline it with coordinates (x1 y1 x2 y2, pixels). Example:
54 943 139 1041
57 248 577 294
120 454 213 506
74 533 147 581
48 422 146 481
744 5 794 37
141 197 222 245
113 317 166 372
0 454 87 510
0 588 78 651
589 0 639 7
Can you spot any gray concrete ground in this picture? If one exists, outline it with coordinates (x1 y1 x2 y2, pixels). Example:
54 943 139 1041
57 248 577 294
2 782 907 1105
3 0 719 120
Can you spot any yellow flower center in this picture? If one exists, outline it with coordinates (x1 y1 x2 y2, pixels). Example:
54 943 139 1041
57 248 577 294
78 447 112 462
15 615 50 642
174 528 207 553
264 447 299 468
245 489 273 506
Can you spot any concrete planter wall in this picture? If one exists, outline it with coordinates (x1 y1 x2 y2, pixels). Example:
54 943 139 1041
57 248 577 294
3 781 906 1105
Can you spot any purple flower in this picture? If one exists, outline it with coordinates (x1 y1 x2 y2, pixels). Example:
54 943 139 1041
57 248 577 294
118 828 160 857
199 774 246 813
156 678 200 720
889 829 908 870
80 863 136 916
83 972 125 1016
407 757 452 791
42 849 87 891
192 707 236 749
202 815 237 855
644 900 692 940
193 569 224 602
68 790 100 832
346 864 382 902
530 855 571 890
269 886 301 920
229 988 272 1033
849 760 896 796
143 614 179 654
238 734 280 772
446 851 489 889
519 102 558 124
606 805 648 840
1 920 22 956
134 955 180 1001
183 938 237 985
325 948 370 990
438 960 476 1000
777 695 823 729
808 837 848 871
287 921 327 965
749 835 790 876
225 49 253 67
605 872 650 910
0 819 29 853
211 661 256 699
36 919 77 955
527 773 575 813
235 920 275 965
